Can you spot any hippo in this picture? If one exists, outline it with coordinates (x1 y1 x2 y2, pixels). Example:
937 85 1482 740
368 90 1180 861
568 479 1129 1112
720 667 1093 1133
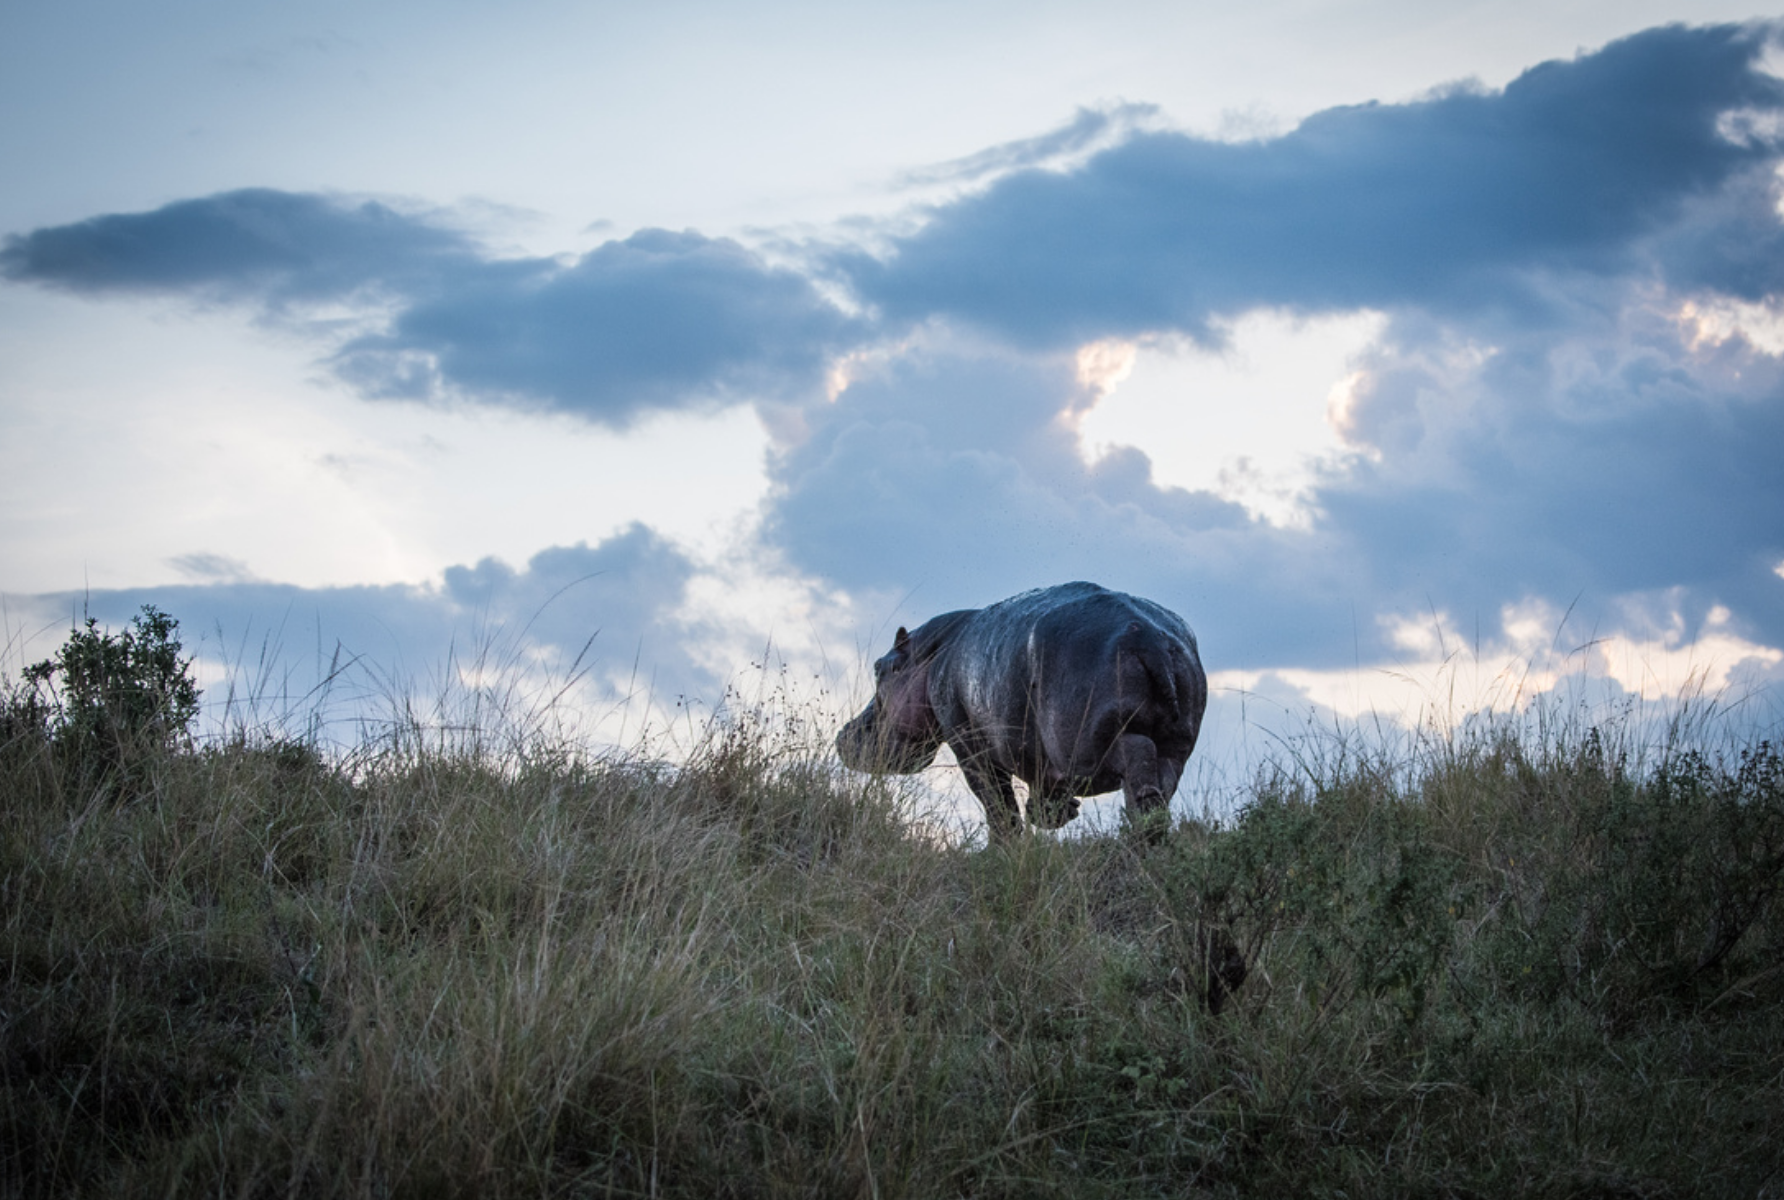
837 582 1207 841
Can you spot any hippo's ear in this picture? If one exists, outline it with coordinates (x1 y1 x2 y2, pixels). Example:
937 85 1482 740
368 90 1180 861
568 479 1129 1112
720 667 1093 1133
894 626 911 653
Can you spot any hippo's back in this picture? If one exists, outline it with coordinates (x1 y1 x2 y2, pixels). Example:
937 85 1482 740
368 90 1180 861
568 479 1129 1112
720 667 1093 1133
931 583 1204 777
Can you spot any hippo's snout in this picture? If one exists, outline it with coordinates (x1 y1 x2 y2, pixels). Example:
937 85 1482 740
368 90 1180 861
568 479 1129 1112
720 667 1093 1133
835 712 872 770
835 702 942 775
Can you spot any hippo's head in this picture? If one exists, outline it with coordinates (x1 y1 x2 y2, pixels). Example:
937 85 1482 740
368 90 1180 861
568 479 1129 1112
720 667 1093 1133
836 626 944 774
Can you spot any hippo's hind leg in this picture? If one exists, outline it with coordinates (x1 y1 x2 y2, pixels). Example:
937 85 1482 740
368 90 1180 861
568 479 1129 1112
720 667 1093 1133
1114 733 1179 834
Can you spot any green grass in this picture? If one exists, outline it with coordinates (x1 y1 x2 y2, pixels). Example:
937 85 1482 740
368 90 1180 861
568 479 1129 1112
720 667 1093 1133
3 691 1782 1197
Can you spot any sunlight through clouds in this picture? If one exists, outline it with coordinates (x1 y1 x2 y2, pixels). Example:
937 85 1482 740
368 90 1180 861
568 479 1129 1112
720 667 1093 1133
1073 309 1386 527
1680 294 1784 355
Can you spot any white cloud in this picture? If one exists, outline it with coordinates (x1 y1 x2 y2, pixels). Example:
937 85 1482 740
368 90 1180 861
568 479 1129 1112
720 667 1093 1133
1679 295 1784 355
1212 597 1784 732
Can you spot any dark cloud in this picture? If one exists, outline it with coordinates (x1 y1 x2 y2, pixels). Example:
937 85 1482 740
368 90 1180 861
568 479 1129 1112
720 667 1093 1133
334 229 859 424
1651 166 1784 301
838 22 1784 347
1321 310 1784 646
3 197 856 426
0 188 479 306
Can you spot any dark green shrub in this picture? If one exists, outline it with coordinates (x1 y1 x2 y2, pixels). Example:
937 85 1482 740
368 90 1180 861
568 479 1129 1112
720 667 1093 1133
0 675 53 763
1150 775 1459 1027
1480 734 1784 1016
15 605 202 793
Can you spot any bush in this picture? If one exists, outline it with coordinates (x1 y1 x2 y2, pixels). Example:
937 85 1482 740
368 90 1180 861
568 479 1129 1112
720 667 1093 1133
12 605 202 793
1480 734 1784 1016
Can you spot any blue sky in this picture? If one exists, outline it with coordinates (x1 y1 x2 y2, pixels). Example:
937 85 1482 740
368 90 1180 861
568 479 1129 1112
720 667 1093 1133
4 1 1782 769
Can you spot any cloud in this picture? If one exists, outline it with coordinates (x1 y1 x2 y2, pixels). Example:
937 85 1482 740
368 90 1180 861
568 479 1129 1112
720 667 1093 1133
3 196 857 427
836 22 1784 347
168 553 258 584
0 188 478 307
438 523 697 679
9 24 1777 422
749 21 1784 682
764 342 1368 668
894 103 1161 189
14 525 710 738
1318 302 1784 646
763 298 1784 675
333 228 859 424
1651 164 1784 301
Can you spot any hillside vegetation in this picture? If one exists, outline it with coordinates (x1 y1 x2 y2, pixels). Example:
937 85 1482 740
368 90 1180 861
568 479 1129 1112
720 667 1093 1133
3 611 1783 1197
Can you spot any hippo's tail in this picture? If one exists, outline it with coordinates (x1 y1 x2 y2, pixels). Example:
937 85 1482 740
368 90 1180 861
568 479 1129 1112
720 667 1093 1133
1150 653 1184 722
1124 620 1184 721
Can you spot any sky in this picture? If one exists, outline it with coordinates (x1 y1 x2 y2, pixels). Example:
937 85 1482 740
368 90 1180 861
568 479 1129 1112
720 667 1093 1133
4 1 1784 805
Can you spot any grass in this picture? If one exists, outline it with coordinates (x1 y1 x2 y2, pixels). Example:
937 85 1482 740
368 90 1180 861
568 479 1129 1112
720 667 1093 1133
3 678 1783 1197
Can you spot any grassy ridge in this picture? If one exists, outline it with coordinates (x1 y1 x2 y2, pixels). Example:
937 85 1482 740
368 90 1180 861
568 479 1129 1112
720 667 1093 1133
3 697 1783 1197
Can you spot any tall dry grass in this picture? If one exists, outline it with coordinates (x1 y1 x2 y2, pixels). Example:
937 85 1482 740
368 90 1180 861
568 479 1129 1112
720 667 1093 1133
3 657 1782 1197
